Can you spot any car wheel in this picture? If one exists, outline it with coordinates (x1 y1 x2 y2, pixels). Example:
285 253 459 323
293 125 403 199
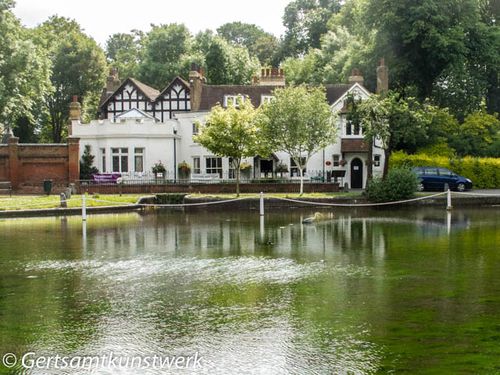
417 183 425 192
457 183 465 192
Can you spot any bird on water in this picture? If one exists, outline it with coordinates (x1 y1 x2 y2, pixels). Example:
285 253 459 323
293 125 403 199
302 212 325 224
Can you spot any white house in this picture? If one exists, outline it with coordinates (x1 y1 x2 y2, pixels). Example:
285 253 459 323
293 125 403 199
72 62 388 188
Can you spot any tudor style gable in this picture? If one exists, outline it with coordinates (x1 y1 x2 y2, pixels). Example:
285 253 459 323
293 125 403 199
153 77 191 122
101 78 159 120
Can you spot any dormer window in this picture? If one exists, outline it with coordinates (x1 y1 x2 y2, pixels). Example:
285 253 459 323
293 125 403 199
224 95 245 108
261 95 274 105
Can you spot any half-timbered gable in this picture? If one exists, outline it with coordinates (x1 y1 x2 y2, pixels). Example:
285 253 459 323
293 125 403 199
153 77 191 122
101 78 159 120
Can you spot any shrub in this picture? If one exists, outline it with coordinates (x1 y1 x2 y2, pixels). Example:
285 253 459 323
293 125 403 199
366 168 418 202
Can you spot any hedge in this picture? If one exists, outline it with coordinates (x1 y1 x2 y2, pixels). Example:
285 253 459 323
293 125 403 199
391 151 500 189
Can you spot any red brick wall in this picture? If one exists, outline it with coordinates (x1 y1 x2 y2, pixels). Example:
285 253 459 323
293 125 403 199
1 137 80 193
78 182 341 195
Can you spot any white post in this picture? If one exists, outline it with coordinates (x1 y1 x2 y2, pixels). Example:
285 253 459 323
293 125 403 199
446 189 452 211
260 192 264 216
82 194 87 221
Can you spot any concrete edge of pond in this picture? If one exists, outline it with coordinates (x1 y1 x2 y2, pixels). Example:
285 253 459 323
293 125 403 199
1 194 499 219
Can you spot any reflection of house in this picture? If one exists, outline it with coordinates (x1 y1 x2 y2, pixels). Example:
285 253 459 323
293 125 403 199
72 62 388 188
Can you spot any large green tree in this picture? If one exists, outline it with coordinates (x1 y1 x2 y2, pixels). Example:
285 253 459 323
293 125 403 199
105 31 143 79
194 98 265 196
205 37 260 85
137 23 193 88
0 1 51 139
217 22 280 65
35 16 107 143
281 0 342 58
260 86 335 195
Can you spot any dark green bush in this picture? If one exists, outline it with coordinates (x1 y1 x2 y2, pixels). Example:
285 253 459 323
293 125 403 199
154 194 186 204
366 168 418 202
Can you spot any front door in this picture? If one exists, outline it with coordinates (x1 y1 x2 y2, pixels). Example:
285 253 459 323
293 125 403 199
351 158 363 188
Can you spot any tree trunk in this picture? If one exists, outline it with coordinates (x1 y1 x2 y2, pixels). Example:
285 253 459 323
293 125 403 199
298 163 304 196
383 148 391 179
235 158 241 197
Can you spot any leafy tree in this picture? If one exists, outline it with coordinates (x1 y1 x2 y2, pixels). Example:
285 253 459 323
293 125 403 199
34 16 107 143
105 31 143 79
260 86 335 195
281 0 342 58
450 110 500 157
137 23 192 88
216 22 279 65
205 37 260 85
0 2 51 138
194 98 265 196
79 144 99 179
358 92 432 177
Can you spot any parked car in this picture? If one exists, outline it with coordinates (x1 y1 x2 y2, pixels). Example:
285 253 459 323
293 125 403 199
412 167 473 192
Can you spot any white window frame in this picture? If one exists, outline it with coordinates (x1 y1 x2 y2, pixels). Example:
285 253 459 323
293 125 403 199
261 95 274 105
192 157 201 174
332 154 340 167
205 156 223 178
111 147 129 173
134 147 144 173
373 154 381 167
224 95 245 108
290 157 307 177
100 148 106 173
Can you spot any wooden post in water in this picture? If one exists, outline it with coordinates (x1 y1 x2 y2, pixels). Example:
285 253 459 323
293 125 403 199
82 194 87 221
260 192 264 216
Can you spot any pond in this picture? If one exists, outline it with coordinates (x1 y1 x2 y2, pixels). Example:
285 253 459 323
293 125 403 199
0 207 499 374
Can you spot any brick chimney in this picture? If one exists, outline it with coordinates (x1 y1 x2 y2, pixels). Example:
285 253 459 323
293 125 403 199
253 68 285 86
348 68 364 86
189 63 206 111
106 67 121 94
68 96 81 135
376 58 389 95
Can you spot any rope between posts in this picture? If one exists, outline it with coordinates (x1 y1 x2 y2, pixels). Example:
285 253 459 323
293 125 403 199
451 191 500 197
274 192 447 207
89 197 251 207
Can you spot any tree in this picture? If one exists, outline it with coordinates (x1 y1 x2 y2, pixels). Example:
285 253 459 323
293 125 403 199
194 98 265 196
281 0 342 58
79 144 99 179
0 2 51 138
105 31 143 79
205 37 260 85
260 86 335 195
34 16 107 143
137 23 192 88
450 110 500 156
216 22 279 65
358 92 432 177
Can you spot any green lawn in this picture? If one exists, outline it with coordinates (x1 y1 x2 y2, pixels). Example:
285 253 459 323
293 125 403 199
0 194 146 211
186 192 363 199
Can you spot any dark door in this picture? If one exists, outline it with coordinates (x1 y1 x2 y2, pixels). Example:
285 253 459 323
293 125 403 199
350 158 363 188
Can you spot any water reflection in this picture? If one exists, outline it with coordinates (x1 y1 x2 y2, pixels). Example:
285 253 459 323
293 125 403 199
0 207 499 374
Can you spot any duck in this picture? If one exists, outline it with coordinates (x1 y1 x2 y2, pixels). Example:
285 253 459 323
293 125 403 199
302 212 325 224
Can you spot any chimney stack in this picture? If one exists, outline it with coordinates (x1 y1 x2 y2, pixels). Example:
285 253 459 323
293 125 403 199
253 67 285 86
106 68 121 94
68 96 81 135
376 58 389 95
189 63 206 111
348 68 364 86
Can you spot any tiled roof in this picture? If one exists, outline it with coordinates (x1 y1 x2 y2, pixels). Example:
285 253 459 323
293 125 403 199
325 84 356 105
129 78 160 101
198 85 279 110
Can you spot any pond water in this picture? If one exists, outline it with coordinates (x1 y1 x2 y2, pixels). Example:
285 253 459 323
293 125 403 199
0 207 499 374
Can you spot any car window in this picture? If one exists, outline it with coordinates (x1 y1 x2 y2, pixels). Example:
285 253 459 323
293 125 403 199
424 168 438 176
413 168 424 176
438 168 453 176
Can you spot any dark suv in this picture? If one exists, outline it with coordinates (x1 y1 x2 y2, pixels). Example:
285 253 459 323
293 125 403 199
412 167 473 192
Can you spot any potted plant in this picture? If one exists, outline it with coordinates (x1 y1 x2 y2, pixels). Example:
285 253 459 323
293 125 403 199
339 159 347 167
275 162 288 178
239 162 252 179
152 161 166 180
178 161 191 180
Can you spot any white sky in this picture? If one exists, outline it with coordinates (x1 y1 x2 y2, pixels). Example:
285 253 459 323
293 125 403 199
13 0 291 47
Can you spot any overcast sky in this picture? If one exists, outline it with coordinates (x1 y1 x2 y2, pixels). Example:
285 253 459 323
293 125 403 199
13 0 291 47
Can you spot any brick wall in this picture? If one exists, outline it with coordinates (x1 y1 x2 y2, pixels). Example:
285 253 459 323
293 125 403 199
0 137 80 193
77 182 341 195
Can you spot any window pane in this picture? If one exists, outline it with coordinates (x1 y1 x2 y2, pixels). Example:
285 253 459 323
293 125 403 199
135 156 143 172
112 156 120 172
121 155 128 172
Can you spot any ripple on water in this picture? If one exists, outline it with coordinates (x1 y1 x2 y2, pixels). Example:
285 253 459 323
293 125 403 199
25 257 371 287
